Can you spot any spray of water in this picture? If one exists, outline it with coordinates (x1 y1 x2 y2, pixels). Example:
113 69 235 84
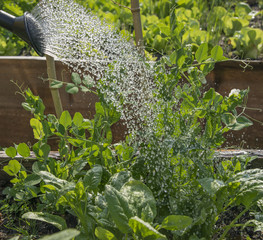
29 0 157 140
29 0 178 204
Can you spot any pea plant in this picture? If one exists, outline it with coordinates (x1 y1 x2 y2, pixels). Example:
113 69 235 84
2 45 263 240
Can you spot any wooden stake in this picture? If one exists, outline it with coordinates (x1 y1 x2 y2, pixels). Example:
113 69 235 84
45 54 63 118
131 0 144 56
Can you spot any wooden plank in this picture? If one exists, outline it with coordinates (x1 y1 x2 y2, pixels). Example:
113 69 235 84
1 150 263 183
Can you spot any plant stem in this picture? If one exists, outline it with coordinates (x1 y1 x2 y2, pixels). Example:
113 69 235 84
218 204 252 240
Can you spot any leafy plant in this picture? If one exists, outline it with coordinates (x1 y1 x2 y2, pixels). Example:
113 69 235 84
1 42 262 240
229 27 263 59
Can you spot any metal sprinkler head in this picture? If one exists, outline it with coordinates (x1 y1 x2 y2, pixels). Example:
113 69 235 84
0 10 45 56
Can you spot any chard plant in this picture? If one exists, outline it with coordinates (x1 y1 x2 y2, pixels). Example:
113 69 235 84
1 44 263 240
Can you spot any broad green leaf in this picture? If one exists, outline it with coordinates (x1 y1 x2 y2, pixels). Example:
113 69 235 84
95 102 105 116
38 171 68 188
17 143 30 158
170 50 177 65
8 237 20 240
203 88 215 102
222 113 236 126
235 2 251 17
227 116 253 131
5 146 17 158
83 164 103 190
160 215 193 231
233 169 263 207
95 227 117 240
24 174 42 186
83 74 95 88
198 178 225 197
71 72 82 85
109 171 132 191
73 112 84 127
50 80 63 89
129 217 167 240
22 212 67 230
38 229 80 240
59 111 72 129
244 219 263 233
104 185 133 233
3 160 21 176
66 83 79 94
120 180 157 222
211 46 225 61
30 118 44 139
79 85 90 93
195 43 208 63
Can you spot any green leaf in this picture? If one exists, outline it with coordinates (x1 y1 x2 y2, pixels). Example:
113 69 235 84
129 217 167 240
211 46 226 61
235 2 251 17
73 112 84 127
222 113 236 126
17 143 30 158
22 102 33 112
22 212 67 230
160 215 193 231
198 178 225 197
5 146 17 158
95 227 117 240
82 74 95 88
83 164 103 190
204 117 213 138
120 180 157 222
8 237 20 240
24 174 42 186
233 169 263 207
95 102 105 116
66 83 79 94
109 171 132 191
203 88 215 102
195 43 208 63
3 160 21 176
245 219 263 232
104 185 133 233
71 72 82 85
30 118 44 139
50 80 63 89
38 229 80 240
38 171 68 189
227 116 253 131
59 111 72 129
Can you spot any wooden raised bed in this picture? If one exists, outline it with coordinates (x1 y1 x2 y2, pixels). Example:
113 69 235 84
206 60 263 149
0 56 126 149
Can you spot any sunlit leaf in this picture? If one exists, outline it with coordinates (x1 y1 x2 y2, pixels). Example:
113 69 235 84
195 43 208 63
129 217 167 240
95 227 117 240
38 229 80 240
17 143 30 158
160 215 193 231
104 185 133 233
22 212 67 230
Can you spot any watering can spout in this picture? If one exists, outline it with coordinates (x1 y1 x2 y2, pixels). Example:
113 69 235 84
0 10 44 56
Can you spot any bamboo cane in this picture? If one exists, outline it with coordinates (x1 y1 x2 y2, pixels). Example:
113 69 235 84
131 0 144 56
45 54 63 118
